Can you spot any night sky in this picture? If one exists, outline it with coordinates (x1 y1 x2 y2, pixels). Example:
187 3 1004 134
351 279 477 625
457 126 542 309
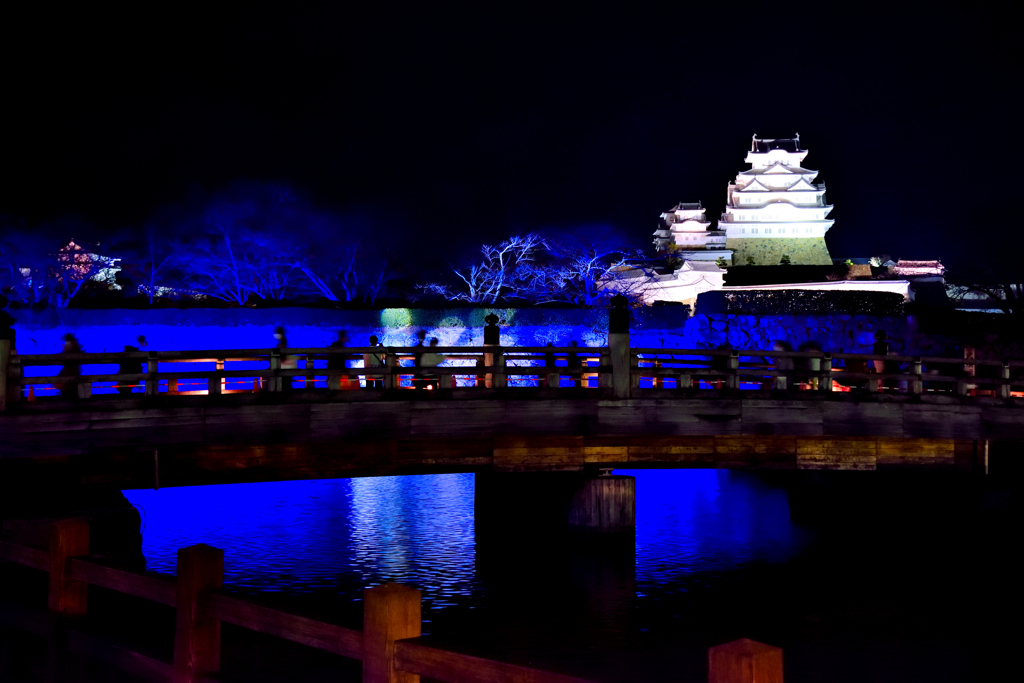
1 6 1016 280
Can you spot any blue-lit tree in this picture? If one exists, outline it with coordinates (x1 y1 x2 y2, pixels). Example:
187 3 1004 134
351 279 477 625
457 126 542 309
0 225 106 308
423 234 547 303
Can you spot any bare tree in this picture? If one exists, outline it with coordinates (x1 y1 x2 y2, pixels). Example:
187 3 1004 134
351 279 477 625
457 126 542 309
0 229 100 308
444 234 547 303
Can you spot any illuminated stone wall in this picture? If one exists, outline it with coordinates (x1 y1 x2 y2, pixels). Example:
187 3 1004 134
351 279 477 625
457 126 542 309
725 237 833 266
6 307 959 358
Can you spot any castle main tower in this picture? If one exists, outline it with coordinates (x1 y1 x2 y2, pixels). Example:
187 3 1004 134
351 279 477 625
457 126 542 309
720 135 834 265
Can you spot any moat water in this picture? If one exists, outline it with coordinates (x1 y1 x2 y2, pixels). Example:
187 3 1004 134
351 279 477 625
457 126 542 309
121 468 1014 682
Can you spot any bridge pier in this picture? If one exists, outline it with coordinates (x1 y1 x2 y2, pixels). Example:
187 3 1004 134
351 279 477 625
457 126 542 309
474 470 636 636
474 470 635 540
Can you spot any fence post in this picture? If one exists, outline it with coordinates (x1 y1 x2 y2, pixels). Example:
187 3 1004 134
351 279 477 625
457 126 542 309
709 638 783 683
363 583 421 683
493 352 507 389
269 349 282 392
599 350 611 389
1000 361 1011 399
6 354 22 407
173 544 223 683
45 519 90 683
210 358 224 396
910 357 923 394
726 350 740 390
0 339 9 412
0 338 11 412
384 350 399 390
819 353 832 392
146 351 159 396
546 352 560 389
77 376 92 399
48 519 90 616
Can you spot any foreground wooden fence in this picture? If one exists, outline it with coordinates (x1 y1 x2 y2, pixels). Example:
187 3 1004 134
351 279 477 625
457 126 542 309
3 337 1022 411
0 518 783 682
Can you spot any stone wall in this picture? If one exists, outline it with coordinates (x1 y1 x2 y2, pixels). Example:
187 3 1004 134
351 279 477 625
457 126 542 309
6 307 963 358
725 237 833 266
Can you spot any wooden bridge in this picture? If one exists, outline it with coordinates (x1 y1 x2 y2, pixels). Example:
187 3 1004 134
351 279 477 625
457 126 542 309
2 339 1020 486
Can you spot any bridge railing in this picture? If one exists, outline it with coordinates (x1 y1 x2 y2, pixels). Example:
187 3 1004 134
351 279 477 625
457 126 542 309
2 338 1022 410
0 518 778 682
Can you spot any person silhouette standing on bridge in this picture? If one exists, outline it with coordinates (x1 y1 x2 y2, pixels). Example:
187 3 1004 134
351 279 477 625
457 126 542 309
770 340 795 391
420 338 442 391
363 335 385 389
328 329 354 390
56 333 82 398
566 340 582 388
274 327 299 391
117 336 147 395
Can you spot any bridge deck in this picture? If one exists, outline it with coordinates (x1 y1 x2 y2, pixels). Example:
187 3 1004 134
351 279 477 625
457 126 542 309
0 388 1009 486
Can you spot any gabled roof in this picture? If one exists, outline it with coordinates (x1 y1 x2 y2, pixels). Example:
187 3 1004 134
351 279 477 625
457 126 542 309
736 180 770 192
739 165 816 176
787 178 818 191
669 201 702 212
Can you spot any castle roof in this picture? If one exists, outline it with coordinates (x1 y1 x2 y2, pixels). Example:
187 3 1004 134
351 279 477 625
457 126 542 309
669 202 703 211
739 165 815 176
751 137 802 153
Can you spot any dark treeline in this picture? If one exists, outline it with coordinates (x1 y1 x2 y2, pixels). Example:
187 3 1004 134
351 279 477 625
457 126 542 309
0 183 655 310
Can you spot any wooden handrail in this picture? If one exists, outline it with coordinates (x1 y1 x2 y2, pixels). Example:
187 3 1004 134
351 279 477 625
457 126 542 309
394 639 593 683
5 340 1021 409
0 540 49 571
0 532 603 683
205 591 363 659
67 557 176 606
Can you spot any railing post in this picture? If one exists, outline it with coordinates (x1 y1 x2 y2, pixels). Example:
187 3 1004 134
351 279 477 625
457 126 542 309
910 357 923 395
269 349 282 392
173 544 223 683
819 353 832 392
210 358 224 396
709 638 783 683
363 583 421 683
305 354 314 389
385 350 398 390
0 338 10 412
6 354 22 407
48 519 90 616
146 351 159 396
608 294 631 398
46 519 90 683
493 351 507 389
546 353 559 389
77 375 92 400
630 353 640 391
599 350 611 388
726 350 740 390
1000 361 1011 399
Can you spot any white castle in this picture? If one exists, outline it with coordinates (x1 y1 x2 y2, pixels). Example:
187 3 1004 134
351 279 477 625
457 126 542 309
654 135 834 266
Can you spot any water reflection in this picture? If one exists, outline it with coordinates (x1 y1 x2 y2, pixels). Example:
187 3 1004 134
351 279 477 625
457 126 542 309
125 474 480 609
631 469 808 586
124 470 804 614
